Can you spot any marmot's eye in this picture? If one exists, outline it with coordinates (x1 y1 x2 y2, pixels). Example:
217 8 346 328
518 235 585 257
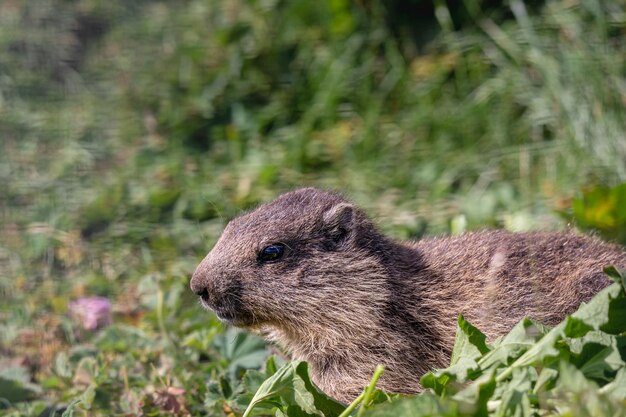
259 244 285 263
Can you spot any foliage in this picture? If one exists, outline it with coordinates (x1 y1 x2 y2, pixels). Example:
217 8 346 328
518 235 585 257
1 0 625 416
566 183 626 245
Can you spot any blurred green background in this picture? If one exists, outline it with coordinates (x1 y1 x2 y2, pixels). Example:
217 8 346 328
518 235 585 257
0 0 625 415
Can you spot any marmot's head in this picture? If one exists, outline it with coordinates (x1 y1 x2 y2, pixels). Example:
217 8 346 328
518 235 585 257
190 188 389 330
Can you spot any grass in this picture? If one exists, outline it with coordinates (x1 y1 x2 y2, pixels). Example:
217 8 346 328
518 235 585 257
0 0 625 415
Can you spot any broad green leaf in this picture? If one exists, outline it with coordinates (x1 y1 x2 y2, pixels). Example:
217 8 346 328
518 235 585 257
420 369 452 396
213 328 269 381
53 352 73 379
78 385 96 410
242 361 344 417
214 328 267 361
450 315 490 366
562 316 594 338
0 376 41 403
599 367 626 400
266 355 280 377
495 326 561 382
61 399 81 417
497 282 624 381
569 283 624 334
532 368 558 393
293 362 345 417
422 317 498 395
182 327 221 351
479 318 547 371
494 367 534 417
421 356 485 396
600 295 626 335
229 369 279 415
60 386 95 417
603 266 626 287
204 378 232 414
554 361 599 392
360 393 453 417
571 340 624 382
451 371 497 417
0 365 42 403
94 325 153 352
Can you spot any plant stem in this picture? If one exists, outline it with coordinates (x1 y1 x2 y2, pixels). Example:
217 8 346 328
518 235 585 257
157 289 172 345
338 364 385 417
357 365 385 417
338 392 365 417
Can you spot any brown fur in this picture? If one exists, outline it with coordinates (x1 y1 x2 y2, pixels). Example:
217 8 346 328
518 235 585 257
190 188 626 402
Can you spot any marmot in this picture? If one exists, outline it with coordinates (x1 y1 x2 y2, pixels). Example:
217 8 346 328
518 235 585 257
190 188 626 402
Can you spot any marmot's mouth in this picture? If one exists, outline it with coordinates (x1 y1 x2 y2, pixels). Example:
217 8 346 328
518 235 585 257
214 308 238 322
199 295 254 327
215 307 255 327
213 306 235 321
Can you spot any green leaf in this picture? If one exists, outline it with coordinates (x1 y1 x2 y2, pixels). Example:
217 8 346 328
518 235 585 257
94 325 153 352
603 266 626 287
54 352 73 379
570 184 626 244
213 328 269 381
59 386 95 417
242 361 344 417
0 376 41 403
421 316 494 395
562 316 594 338
451 371 497 417
554 361 599 392
600 295 626 336
533 368 558 393
419 369 451 396
569 283 624 334
450 315 490 366
360 394 452 417
181 328 221 352
241 361 301 417
497 282 624 381
79 385 96 410
265 355 280 377
494 367 534 417
0 365 42 403
229 369 278 415
61 399 81 417
479 318 548 371
599 367 626 400
571 340 624 382
421 357 481 396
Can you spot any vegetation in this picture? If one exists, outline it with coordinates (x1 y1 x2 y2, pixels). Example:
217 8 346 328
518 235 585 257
0 0 624 415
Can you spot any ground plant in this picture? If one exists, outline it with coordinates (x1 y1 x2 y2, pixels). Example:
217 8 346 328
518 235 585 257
0 0 625 416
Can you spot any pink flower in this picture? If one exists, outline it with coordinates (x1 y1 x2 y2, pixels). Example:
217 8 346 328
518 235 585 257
69 296 112 330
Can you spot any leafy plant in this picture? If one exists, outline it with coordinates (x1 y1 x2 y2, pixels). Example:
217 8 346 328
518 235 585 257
568 183 626 245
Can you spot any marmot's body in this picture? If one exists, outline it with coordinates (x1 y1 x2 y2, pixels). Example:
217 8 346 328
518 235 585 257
190 188 626 402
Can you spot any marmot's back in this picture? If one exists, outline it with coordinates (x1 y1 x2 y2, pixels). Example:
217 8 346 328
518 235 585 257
411 231 621 340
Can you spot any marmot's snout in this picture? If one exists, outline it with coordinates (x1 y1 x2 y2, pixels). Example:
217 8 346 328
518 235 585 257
191 261 253 325
190 264 210 298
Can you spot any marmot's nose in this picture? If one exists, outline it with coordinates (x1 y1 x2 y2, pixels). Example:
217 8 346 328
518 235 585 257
190 267 209 297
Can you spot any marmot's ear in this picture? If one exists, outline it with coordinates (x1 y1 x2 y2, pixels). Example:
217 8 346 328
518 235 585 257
322 203 354 246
